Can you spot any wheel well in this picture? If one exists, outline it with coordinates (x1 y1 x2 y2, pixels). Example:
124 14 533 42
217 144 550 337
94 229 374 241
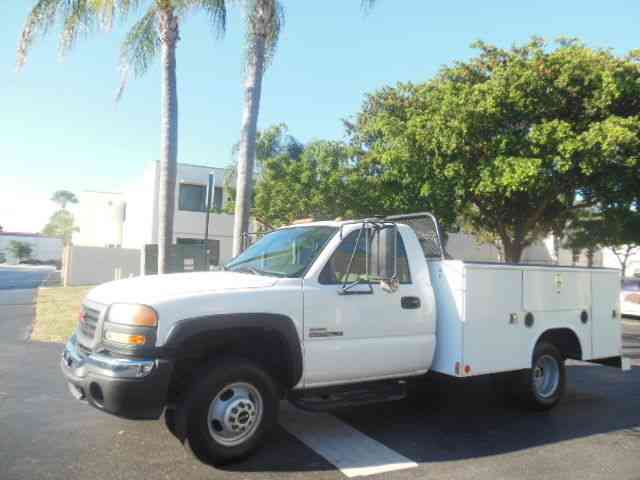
166 327 294 404
536 328 582 360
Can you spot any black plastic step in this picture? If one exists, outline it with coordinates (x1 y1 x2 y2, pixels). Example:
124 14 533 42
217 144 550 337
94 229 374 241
289 380 407 412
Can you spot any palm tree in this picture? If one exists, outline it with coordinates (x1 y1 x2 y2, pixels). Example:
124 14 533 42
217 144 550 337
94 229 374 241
18 0 228 274
231 0 378 256
232 0 282 256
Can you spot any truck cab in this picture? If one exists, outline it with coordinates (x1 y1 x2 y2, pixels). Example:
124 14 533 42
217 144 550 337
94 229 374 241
61 213 629 465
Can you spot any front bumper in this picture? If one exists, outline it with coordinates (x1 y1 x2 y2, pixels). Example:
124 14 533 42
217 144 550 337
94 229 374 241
61 335 172 420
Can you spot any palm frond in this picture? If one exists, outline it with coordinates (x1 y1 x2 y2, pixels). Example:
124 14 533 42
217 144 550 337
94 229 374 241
175 0 228 38
245 0 283 70
59 0 99 56
360 0 377 14
17 0 67 69
117 6 160 100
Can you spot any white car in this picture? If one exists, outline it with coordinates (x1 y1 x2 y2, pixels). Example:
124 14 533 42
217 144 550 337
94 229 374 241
620 279 640 317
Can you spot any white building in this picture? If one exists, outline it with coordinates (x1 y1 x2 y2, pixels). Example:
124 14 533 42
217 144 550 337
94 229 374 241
74 162 242 266
445 232 601 266
74 191 126 248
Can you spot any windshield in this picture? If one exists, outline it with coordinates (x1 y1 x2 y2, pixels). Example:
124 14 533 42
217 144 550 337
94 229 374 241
225 226 337 277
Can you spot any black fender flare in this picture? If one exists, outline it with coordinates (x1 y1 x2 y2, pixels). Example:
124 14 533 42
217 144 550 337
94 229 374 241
162 313 303 388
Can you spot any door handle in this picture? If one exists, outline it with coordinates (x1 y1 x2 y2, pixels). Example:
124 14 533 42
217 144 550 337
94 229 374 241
401 296 421 309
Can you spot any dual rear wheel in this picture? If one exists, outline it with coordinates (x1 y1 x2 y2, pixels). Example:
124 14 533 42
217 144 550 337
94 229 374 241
494 341 566 410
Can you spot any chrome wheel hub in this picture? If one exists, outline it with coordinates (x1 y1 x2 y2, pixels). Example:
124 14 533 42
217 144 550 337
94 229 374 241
533 354 560 399
207 382 263 446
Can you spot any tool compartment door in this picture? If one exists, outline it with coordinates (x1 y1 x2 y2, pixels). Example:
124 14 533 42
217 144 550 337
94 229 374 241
591 270 622 359
462 265 529 375
523 269 592 360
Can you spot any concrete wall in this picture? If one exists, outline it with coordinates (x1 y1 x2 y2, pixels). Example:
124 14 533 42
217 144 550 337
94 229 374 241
0 234 63 264
63 246 140 286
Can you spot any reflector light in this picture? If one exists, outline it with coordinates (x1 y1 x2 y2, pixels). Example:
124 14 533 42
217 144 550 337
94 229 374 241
105 331 146 346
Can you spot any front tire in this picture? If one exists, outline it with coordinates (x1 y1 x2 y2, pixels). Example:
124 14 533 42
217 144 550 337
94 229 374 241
518 342 566 411
181 357 280 465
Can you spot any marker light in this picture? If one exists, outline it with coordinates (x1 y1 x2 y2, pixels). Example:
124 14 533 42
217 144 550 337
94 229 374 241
104 331 146 346
107 304 158 327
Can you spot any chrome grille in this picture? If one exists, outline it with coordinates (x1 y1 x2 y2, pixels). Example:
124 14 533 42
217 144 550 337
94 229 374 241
79 306 100 340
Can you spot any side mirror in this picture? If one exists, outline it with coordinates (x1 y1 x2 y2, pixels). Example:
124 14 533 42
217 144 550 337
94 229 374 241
374 225 398 282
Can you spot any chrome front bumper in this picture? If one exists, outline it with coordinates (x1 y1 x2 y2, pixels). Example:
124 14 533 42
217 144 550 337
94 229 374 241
62 335 156 379
60 335 173 420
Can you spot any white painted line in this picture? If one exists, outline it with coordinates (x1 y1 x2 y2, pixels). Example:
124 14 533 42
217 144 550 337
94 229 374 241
280 404 417 478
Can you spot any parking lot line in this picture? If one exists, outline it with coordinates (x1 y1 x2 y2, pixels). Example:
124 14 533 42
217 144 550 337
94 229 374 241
280 405 418 478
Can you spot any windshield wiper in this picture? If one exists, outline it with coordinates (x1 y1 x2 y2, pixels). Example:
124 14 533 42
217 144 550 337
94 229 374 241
234 266 261 275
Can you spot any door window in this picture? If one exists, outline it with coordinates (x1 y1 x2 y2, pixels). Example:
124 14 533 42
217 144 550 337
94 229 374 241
320 228 411 284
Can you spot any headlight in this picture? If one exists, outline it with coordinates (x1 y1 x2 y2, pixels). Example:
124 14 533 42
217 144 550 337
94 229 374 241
107 304 158 327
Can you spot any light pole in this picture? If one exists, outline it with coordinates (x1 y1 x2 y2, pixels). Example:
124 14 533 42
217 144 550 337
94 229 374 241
204 172 215 269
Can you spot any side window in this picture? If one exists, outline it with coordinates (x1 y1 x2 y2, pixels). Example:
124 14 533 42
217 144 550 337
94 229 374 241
179 184 206 212
320 229 412 285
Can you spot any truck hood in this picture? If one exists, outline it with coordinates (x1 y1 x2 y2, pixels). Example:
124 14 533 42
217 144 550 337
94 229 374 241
86 271 279 305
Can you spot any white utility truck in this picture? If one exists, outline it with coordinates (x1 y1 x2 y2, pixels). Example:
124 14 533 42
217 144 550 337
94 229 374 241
61 213 630 465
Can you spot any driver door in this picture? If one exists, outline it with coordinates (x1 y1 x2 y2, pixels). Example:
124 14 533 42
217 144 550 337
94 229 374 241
302 227 432 388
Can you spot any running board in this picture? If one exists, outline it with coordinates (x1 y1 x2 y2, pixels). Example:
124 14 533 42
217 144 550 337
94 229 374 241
289 380 407 412
588 355 632 371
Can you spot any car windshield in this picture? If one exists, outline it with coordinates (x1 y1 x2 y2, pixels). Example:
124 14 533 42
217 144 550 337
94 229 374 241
225 226 337 277
622 279 640 292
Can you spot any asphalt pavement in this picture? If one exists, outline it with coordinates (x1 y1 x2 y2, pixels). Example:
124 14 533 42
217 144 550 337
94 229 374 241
0 290 639 480
0 265 55 290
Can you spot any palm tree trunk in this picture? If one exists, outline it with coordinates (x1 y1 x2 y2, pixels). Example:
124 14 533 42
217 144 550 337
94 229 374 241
157 7 179 274
232 33 267 257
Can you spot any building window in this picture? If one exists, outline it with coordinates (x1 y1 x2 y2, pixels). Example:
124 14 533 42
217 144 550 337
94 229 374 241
179 184 206 212
177 237 220 266
213 186 223 211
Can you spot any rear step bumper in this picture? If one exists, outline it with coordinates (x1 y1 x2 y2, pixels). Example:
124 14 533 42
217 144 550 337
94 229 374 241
588 355 632 371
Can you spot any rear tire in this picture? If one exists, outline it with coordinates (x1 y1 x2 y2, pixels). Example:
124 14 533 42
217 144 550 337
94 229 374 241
181 357 280 465
517 342 565 411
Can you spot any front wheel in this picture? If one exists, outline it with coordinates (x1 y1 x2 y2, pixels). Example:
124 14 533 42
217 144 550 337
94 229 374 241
181 357 280 465
518 342 566 411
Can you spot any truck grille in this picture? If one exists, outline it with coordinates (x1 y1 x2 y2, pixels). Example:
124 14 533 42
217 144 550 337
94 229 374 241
79 306 101 340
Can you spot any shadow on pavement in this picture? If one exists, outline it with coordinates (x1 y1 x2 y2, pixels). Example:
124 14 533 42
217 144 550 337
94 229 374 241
224 364 640 473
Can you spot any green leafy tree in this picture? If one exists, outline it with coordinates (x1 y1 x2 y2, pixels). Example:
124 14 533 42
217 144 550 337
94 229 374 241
254 139 387 227
351 38 640 262
566 207 640 274
43 210 79 244
50 190 78 210
18 0 228 274
8 241 33 263
225 123 303 214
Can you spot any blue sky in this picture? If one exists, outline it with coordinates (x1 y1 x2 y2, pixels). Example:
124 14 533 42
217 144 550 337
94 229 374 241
1 1 639 232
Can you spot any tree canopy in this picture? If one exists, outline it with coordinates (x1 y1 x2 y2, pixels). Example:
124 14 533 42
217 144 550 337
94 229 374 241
42 210 78 243
51 190 78 209
8 241 33 262
350 38 640 262
565 206 640 275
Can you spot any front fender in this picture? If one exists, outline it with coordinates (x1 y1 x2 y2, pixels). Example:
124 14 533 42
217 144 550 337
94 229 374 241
163 313 303 388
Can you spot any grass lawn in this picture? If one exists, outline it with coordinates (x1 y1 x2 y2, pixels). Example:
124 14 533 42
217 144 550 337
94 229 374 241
32 286 93 343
